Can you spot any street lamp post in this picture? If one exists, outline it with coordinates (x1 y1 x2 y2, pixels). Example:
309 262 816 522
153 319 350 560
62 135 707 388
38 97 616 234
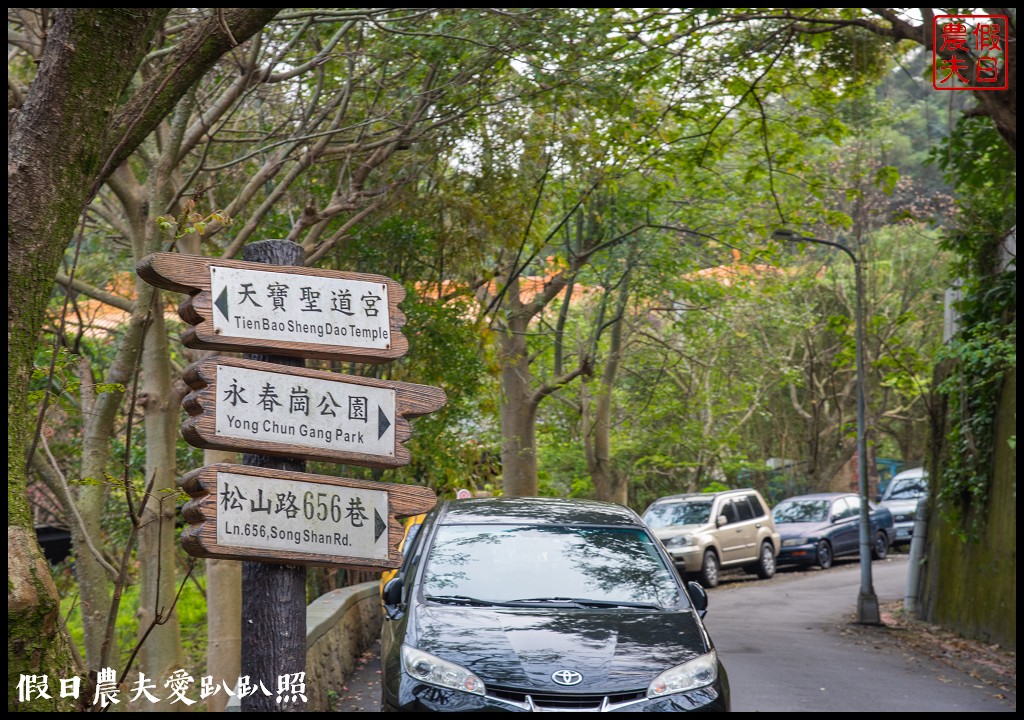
772 229 881 625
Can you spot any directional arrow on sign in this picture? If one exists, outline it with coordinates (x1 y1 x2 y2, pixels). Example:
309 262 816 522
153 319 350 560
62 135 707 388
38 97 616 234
181 356 446 468
215 286 230 320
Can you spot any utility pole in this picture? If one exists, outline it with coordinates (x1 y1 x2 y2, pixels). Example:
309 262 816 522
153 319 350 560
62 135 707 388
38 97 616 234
773 229 880 624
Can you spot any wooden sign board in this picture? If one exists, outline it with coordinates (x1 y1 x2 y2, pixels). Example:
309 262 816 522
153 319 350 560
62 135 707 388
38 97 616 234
137 252 408 362
182 356 447 467
180 463 437 568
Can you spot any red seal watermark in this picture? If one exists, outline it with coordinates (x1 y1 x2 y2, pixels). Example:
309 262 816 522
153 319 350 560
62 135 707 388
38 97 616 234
932 14 1009 90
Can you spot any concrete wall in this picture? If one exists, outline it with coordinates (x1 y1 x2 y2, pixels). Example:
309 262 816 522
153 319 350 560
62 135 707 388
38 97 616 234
921 365 1016 651
227 580 383 711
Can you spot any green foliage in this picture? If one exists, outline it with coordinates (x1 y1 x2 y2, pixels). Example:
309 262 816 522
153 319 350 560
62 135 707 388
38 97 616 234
386 285 494 493
874 165 900 195
17 12 1000 682
929 116 1016 208
928 114 1016 541
156 197 232 244
57 558 208 680
308 215 496 492
29 347 82 405
935 270 1016 540
536 436 592 498
699 481 730 494
29 346 125 453
816 22 892 83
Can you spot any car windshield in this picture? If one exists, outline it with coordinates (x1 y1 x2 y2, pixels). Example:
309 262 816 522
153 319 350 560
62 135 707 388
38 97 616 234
886 478 927 500
772 499 830 523
642 500 712 528
421 524 681 608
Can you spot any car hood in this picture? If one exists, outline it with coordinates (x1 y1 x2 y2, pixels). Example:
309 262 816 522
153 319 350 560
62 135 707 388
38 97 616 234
881 498 921 515
411 604 709 692
774 521 829 539
651 524 706 541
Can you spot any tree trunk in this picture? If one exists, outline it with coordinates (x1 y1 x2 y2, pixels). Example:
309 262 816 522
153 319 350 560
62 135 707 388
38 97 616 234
586 278 630 506
204 553 242 712
8 8 280 702
62 277 157 672
498 312 539 497
130 91 191 705
134 296 187 703
73 171 153 670
67 485 110 668
176 218 245 712
8 10 171 707
73 347 126 670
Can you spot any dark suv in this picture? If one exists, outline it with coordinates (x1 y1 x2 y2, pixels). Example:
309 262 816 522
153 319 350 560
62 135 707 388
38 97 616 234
642 489 781 588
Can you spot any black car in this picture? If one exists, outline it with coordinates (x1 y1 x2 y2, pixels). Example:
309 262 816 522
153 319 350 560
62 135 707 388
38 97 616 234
772 492 894 569
380 496 730 712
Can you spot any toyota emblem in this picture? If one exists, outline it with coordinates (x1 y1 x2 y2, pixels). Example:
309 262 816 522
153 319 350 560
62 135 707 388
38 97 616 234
551 669 583 686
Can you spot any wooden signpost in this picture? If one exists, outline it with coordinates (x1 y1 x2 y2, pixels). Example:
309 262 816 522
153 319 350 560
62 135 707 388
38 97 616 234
180 464 438 569
136 249 445 570
137 242 444 712
181 356 446 467
137 252 409 362
138 243 446 716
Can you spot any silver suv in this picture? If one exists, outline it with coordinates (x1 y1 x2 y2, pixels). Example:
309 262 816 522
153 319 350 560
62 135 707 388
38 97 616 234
642 489 781 588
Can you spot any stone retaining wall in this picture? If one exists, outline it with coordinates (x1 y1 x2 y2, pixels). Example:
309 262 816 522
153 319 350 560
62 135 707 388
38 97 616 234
227 580 382 711
305 581 383 711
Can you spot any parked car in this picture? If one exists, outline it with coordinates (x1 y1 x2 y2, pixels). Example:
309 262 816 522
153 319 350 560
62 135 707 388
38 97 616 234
876 466 929 546
380 497 730 712
771 492 893 569
641 489 781 588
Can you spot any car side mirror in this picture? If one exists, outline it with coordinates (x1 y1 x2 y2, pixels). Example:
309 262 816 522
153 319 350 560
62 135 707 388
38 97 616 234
716 514 727 527
382 577 404 620
686 580 708 618
874 494 882 503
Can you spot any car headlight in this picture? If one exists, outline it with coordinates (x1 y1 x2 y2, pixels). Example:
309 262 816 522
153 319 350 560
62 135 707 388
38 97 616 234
782 538 806 547
401 644 485 696
647 649 718 698
663 535 692 548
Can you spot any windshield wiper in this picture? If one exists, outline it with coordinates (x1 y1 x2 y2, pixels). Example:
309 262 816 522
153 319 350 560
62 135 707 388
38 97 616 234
425 594 496 607
504 597 663 610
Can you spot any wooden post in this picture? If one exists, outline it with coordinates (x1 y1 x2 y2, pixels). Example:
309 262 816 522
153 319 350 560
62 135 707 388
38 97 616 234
239 240 307 712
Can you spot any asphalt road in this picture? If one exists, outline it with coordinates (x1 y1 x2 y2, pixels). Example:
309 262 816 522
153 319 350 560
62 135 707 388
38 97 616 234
334 554 1015 712
703 554 1014 712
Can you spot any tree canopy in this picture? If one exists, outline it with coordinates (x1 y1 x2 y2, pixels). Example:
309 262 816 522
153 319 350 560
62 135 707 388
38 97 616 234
8 7 1014 708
